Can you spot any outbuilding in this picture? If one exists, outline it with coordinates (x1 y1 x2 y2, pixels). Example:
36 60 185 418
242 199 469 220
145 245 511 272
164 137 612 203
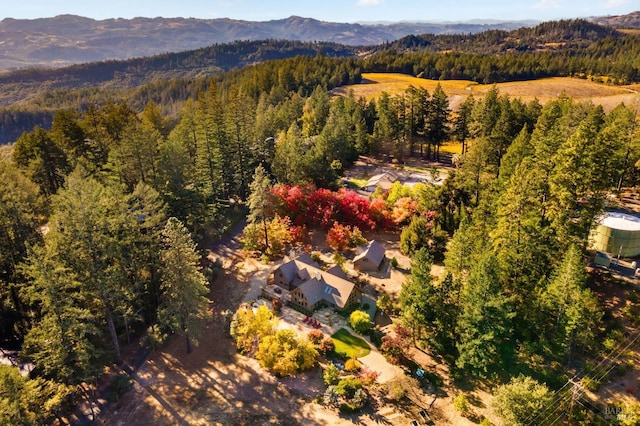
594 251 611 268
353 240 386 272
590 212 640 257
362 172 398 192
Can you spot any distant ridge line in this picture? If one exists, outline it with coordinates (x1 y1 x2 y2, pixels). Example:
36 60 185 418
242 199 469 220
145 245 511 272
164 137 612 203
0 14 540 70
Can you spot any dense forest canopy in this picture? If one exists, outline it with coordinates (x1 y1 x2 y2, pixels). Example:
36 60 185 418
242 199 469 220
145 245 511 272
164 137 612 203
383 19 622 53
0 39 356 90
362 37 640 84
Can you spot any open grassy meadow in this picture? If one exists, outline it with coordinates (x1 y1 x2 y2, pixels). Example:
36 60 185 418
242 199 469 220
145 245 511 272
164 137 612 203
331 73 476 110
620 29 640 36
0 143 13 160
331 73 476 100
470 77 639 110
334 73 640 112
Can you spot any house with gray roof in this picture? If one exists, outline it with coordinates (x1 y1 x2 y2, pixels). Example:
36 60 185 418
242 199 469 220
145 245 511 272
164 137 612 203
273 254 360 312
362 171 399 192
273 253 320 290
353 240 386 272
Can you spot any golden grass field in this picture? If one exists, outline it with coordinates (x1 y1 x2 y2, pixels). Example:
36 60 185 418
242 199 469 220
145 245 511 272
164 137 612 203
620 29 640 36
0 143 13 160
332 73 475 100
333 73 640 112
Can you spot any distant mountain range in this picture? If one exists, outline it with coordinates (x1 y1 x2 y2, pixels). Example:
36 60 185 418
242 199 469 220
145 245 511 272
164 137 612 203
0 15 540 70
590 11 640 28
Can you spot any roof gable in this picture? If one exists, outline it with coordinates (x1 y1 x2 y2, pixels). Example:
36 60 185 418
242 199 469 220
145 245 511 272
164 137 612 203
286 255 356 309
325 265 348 279
354 240 386 267
296 252 319 268
276 253 321 285
277 259 298 282
364 171 399 189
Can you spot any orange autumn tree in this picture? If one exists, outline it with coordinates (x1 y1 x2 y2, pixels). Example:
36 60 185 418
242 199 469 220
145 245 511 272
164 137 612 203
326 221 351 252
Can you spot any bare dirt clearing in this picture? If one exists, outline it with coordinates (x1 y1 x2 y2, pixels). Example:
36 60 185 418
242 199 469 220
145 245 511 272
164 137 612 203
588 269 640 414
100 254 360 425
100 224 425 425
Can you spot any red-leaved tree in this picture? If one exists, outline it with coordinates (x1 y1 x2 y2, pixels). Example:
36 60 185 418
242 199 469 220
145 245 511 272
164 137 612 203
307 188 340 229
271 184 313 226
338 189 376 230
380 324 413 364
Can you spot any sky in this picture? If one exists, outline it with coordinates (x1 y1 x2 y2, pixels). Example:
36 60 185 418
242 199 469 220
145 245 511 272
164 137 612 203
0 0 637 23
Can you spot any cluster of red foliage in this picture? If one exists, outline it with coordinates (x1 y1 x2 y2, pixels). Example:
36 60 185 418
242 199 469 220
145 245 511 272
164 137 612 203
270 184 312 226
270 184 410 231
380 324 413 365
289 225 307 244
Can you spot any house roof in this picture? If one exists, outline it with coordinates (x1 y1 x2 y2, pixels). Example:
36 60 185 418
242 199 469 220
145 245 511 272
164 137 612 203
353 240 386 267
377 179 395 191
325 265 348 279
296 252 319 267
276 253 321 286
282 256 356 309
298 278 326 306
364 172 398 190
277 258 298 282
296 267 310 281
298 275 353 309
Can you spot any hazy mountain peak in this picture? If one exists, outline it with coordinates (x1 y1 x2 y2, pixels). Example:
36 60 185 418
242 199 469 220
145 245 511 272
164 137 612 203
0 12 637 70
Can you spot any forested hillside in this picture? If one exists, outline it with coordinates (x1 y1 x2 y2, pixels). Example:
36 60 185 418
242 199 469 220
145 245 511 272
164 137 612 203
384 19 621 53
364 21 640 83
0 40 357 104
1 19 640 145
0 53 362 144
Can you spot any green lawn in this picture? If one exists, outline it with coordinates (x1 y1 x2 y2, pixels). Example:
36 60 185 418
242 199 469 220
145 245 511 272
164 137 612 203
345 177 368 189
331 328 371 358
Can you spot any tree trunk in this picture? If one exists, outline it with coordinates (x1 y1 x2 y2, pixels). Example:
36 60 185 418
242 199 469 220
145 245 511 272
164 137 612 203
617 147 630 192
79 384 96 421
186 334 192 354
9 286 28 337
106 309 122 363
262 217 269 250
123 314 131 345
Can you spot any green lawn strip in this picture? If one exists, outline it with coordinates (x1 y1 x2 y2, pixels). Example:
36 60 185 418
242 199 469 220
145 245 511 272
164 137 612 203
331 328 371 358
345 177 368 189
